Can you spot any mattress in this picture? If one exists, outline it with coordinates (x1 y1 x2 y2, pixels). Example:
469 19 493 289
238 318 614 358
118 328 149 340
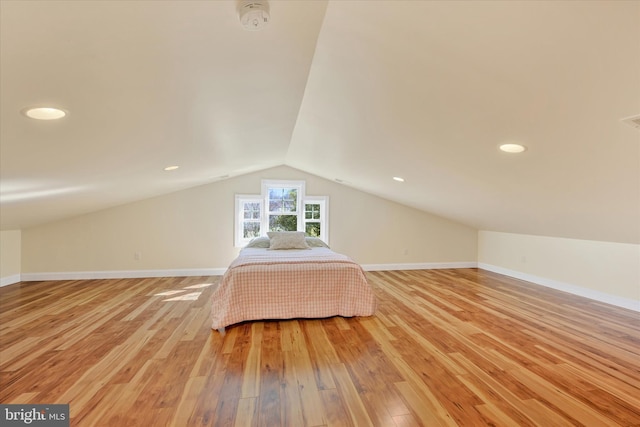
210 247 377 331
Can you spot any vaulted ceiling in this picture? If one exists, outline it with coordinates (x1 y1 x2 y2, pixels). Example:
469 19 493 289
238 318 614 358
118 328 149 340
1 1 639 244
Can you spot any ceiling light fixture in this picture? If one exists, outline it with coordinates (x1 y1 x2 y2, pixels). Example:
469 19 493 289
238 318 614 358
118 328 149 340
393 176 405 182
499 143 527 153
238 1 270 31
22 107 67 120
164 165 179 171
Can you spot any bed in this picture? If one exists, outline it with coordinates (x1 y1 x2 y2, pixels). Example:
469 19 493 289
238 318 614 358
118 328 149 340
210 232 377 333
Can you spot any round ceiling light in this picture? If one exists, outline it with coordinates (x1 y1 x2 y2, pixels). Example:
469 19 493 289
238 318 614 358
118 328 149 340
23 107 67 120
164 165 179 171
238 1 270 31
393 176 405 182
499 143 527 153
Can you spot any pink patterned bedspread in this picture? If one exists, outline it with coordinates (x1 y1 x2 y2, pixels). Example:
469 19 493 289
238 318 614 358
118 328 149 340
210 247 377 330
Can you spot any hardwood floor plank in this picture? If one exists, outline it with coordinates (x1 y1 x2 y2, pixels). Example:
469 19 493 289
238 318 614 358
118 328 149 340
188 352 230 426
241 322 263 399
257 321 283 427
1 270 638 426
170 376 207 427
391 413 421 427
282 321 326 426
393 381 457 427
301 320 339 390
518 399 580 427
281 350 307 427
212 328 248 426
0 336 41 370
508 365 624 427
329 363 374 427
557 361 640 409
360 321 457 426
475 402 524 427
6 392 40 404
61 329 157 417
452 358 540 427
101 359 157 424
319 388 353 427
235 397 258 427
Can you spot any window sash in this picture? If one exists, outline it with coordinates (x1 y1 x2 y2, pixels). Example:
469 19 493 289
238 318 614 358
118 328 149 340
303 197 328 244
235 195 263 247
262 180 304 232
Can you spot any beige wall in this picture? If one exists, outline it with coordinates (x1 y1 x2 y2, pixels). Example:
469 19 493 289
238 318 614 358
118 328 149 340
17 166 639 311
478 231 640 306
22 166 477 274
0 230 21 285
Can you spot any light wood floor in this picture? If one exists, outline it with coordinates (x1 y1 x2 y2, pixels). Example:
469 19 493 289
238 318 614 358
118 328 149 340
1 269 639 426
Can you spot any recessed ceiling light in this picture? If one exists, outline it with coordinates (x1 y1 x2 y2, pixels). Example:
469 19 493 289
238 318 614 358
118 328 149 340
164 165 179 171
22 107 67 120
393 176 405 182
499 143 527 153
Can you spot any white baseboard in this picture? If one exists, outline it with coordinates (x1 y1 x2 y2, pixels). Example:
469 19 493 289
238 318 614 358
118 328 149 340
0 274 22 287
478 263 640 312
21 268 227 282
362 261 477 271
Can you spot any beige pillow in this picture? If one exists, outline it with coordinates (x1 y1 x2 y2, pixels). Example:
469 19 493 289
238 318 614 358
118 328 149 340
305 237 329 248
245 236 270 248
267 231 310 250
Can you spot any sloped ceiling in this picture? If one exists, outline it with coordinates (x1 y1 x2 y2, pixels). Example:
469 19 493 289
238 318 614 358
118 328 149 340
1 1 639 244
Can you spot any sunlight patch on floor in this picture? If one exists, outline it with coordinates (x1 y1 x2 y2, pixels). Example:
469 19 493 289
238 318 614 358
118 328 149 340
183 283 214 289
154 282 215 301
163 292 201 301
154 290 187 296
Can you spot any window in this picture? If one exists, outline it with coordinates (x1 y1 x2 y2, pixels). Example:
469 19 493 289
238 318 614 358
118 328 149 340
234 180 329 247
267 185 299 232
235 196 263 245
303 197 327 239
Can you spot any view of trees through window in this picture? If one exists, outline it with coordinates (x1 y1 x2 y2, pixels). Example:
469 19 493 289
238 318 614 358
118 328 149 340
268 187 298 231
242 202 261 238
304 203 321 237
235 180 328 247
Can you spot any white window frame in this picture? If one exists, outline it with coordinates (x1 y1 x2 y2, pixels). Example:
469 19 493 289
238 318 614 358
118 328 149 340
234 194 263 247
234 180 329 247
303 196 329 245
262 179 305 232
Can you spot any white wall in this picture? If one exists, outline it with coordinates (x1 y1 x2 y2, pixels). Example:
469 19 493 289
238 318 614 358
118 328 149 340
0 230 21 286
478 231 640 311
21 166 477 278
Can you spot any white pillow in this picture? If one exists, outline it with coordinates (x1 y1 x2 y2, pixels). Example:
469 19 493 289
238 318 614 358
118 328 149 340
267 231 310 250
245 236 270 248
305 237 329 248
